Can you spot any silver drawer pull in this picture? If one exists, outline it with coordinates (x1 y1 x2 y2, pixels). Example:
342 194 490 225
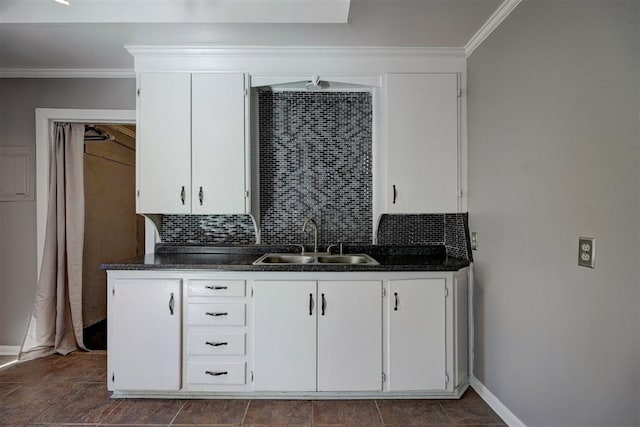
205 312 228 317
205 371 228 376
205 285 228 290
205 341 228 347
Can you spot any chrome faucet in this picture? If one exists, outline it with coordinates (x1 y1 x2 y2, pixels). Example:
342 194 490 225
301 218 319 254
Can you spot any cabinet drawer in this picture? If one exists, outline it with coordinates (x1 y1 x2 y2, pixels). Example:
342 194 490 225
187 362 246 385
187 303 245 326
187 333 246 355
188 280 245 297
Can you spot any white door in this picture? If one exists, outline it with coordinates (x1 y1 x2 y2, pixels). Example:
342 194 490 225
137 72 191 214
252 281 317 391
191 73 247 214
388 278 446 391
317 281 382 391
386 73 459 213
108 278 181 391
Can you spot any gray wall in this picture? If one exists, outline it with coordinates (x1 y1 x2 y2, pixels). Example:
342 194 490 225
0 78 135 346
467 1 640 425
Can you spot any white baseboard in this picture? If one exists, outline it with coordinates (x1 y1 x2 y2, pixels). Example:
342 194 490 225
470 375 526 427
0 345 20 356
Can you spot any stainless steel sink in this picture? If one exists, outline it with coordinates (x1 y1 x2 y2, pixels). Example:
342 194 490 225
253 253 379 266
256 254 315 264
316 255 378 264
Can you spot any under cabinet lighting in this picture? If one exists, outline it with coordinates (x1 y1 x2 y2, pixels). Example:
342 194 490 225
54 0 70 5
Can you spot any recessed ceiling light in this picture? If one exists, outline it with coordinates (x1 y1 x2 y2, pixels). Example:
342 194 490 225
54 0 70 5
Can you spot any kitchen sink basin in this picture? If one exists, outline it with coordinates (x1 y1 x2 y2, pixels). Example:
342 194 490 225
256 254 315 264
253 253 379 266
316 255 377 264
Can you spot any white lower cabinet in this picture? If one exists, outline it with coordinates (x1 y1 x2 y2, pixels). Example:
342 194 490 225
107 276 181 391
317 281 382 391
387 278 446 391
252 280 382 392
107 270 468 398
252 281 317 391
183 277 249 392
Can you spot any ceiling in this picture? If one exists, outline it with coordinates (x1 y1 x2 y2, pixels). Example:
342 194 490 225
0 0 519 75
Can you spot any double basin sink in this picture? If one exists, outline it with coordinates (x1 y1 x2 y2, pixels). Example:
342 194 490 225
253 253 379 266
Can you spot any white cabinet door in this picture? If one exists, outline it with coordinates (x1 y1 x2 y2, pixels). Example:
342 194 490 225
137 73 191 214
317 281 382 391
108 278 181 391
192 73 247 214
387 278 446 391
386 73 459 213
252 281 317 391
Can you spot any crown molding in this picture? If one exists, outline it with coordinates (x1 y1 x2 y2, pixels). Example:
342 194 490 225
126 45 467 73
0 68 135 79
125 45 467 58
464 0 523 57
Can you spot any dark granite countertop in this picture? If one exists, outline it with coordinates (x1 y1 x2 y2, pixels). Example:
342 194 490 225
101 244 469 272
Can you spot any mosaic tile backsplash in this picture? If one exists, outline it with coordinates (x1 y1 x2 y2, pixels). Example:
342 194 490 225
258 90 373 245
161 214 256 244
377 213 472 260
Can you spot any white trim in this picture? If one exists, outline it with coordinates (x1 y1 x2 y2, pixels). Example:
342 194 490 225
0 345 20 356
0 345 20 355
464 0 523 57
470 376 527 427
0 68 135 79
126 46 467 74
35 109 137 281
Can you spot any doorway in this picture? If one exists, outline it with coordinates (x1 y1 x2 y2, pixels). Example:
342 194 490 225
32 108 138 355
82 124 143 349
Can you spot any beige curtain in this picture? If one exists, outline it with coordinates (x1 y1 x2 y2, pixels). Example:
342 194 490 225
20 122 87 360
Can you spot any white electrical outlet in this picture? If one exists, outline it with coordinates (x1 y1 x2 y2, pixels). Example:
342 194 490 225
578 237 595 268
470 232 478 250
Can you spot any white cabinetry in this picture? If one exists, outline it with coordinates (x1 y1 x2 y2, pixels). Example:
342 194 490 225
252 280 382 392
317 281 382 391
137 72 247 214
183 277 250 391
106 269 468 398
385 73 460 213
107 275 181 391
252 281 317 391
387 278 446 391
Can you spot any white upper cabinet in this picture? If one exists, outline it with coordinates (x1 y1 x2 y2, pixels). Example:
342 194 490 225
137 73 191 214
385 73 460 213
192 73 247 214
137 72 248 214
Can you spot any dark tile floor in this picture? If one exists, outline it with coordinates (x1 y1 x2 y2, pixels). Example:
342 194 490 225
0 352 505 426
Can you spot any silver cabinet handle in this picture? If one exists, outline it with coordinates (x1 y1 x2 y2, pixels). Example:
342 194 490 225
199 186 204 205
169 293 175 315
205 341 228 347
206 312 228 317
180 186 186 205
205 285 228 290
205 371 228 376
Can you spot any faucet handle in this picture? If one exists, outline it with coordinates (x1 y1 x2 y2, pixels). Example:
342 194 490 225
296 244 306 255
327 242 344 255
